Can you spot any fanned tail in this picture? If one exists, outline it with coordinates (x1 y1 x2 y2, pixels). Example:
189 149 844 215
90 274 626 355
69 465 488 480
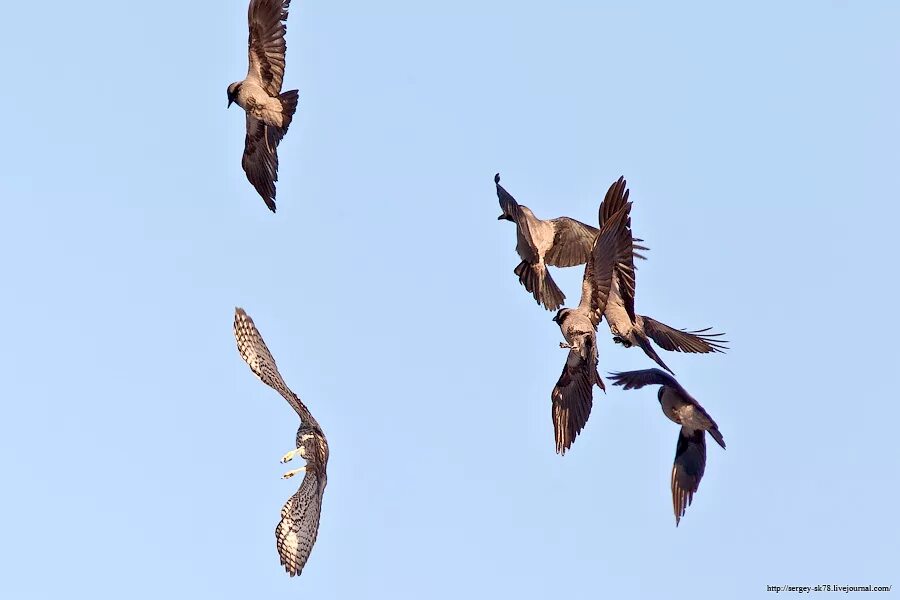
278 90 300 132
514 260 565 311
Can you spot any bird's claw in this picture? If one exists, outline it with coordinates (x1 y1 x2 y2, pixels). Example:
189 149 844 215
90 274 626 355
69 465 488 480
280 449 299 464
282 467 306 480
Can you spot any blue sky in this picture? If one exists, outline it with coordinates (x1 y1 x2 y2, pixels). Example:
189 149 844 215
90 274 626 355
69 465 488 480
1 1 898 598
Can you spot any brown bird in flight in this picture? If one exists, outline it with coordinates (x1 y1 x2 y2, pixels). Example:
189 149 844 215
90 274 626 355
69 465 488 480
596 177 728 374
496 173 647 311
227 0 300 212
549 181 635 454
609 368 726 526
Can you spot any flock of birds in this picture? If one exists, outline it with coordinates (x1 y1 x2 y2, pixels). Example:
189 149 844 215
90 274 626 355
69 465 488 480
494 173 728 524
227 0 730 580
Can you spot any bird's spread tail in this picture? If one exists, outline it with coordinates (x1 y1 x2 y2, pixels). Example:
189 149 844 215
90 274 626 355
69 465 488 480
514 261 565 311
278 90 300 132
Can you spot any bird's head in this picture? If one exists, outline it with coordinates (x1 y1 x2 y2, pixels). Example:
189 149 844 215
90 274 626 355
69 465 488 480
552 309 570 325
226 82 241 108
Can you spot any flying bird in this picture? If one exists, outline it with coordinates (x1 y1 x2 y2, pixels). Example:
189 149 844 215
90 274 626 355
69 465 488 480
549 187 634 454
227 0 299 212
597 177 727 374
609 368 726 526
234 307 328 577
495 173 647 311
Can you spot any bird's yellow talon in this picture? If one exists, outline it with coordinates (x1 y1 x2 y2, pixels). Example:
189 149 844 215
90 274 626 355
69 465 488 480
282 467 306 479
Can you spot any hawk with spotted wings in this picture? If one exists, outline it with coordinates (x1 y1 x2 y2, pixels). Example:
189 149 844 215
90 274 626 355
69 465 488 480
234 307 328 577
227 0 299 212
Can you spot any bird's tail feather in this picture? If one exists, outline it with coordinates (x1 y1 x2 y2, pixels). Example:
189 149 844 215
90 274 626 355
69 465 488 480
278 90 300 132
514 261 565 311
634 333 675 375
708 427 726 450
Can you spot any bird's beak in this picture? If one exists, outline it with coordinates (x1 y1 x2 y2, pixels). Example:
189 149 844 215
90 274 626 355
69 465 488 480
227 99 233 108
497 215 505 220
552 315 559 323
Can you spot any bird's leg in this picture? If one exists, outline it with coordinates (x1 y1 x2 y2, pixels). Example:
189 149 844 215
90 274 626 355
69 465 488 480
280 447 306 464
282 467 306 480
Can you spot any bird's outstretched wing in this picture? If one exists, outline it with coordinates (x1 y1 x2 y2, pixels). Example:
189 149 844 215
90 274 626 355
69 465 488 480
551 338 601 455
598 175 649 261
545 217 599 268
495 174 538 253
233 307 317 427
242 115 285 212
672 428 706 526
246 0 292 97
495 173 519 218
607 368 680 391
597 176 629 231
598 177 638 323
641 317 729 354
276 470 326 576
578 202 633 326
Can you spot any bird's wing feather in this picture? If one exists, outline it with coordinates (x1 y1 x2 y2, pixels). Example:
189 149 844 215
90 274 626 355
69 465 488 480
495 173 518 217
233 307 317 427
607 368 680 391
495 175 539 256
641 316 729 354
672 428 706 526
579 202 633 326
551 340 600 455
597 177 629 230
242 115 284 212
276 471 325 577
597 177 638 322
545 217 598 267
246 0 292 96
615 259 637 325
598 175 649 261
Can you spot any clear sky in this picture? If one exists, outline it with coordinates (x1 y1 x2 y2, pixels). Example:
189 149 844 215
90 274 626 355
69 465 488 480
1 1 897 598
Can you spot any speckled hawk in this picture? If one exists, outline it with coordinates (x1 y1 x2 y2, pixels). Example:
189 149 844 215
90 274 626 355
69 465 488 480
233 307 328 577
